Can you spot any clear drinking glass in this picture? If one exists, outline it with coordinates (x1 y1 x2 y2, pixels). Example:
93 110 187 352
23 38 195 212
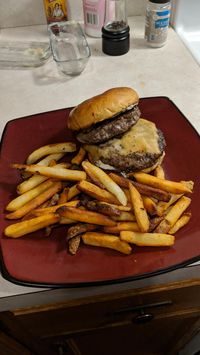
48 21 91 76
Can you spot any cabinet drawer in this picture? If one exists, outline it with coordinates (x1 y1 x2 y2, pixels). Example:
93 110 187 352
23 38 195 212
13 281 200 338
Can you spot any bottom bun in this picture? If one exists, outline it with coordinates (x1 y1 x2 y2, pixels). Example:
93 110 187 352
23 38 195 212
84 118 166 173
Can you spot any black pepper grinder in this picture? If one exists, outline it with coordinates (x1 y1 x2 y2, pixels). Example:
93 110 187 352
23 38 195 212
102 0 130 56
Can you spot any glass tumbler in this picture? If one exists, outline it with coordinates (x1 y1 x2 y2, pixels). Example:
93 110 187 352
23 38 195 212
48 21 91 76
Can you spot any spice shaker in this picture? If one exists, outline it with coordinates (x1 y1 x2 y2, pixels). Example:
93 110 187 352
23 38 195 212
145 0 171 48
82 0 106 38
43 0 68 24
102 0 130 56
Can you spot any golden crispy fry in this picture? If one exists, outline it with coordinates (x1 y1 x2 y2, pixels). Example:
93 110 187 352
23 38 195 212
67 184 81 201
58 206 116 226
133 172 192 194
129 182 149 233
33 200 79 216
6 182 62 220
168 212 191 234
36 153 65 166
103 222 140 234
82 161 127 206
17 163 69 195
156 194 183 217
6 180 54 212
82 161 104 189
112 211 136 222
154 165 165 179
26 142 76 164
120 231 174 247
58 187 68 204
155 196 191 233
82 232 132 255
180 180 194 192
142 196 158 216
12 164 86 182
4 213 59 238
109 173 170 202
101 202 131 212
71 147 86 165
77 180 119 204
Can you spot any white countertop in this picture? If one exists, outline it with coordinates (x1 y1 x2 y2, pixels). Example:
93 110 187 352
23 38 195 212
0 17 200 308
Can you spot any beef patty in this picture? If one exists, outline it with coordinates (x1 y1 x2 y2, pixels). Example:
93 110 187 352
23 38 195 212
76 106 141 144
98 129 166 172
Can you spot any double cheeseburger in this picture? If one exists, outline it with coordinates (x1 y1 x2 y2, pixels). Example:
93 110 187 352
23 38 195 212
68 87 166 173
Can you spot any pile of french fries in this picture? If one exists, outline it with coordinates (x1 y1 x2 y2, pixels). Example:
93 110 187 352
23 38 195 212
4 142 193 256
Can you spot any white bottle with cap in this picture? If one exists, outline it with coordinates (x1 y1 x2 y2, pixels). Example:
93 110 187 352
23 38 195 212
82 0 105 37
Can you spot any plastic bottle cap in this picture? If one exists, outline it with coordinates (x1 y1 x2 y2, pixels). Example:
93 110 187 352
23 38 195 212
149 0 170 3
102 25 130 56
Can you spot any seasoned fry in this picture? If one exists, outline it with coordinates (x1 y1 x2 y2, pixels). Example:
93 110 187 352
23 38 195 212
71 147 86 165
6 180 54 211
67 223 97 240
82 161 127 206
155 196 191 233
112 211 136 222
133 172 192 194
168 212 191 234
12 164 86 182
120 231 174 247
33 200 79 216
142 196 158 216
4 213 59 238
82 161 104 188
129 182 149 233
26 142 76 164
82 232 132 255
58 206 116 226
6 182 62 220
77 180 119 204
154 165 165 179
58 187 69 204
109 173 170 202
82 200 121 217
103 222 140 234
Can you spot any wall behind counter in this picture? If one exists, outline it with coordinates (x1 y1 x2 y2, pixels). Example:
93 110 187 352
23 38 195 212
0 0 146 28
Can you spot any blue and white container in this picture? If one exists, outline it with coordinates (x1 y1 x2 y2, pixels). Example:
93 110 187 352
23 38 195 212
145 0 171 47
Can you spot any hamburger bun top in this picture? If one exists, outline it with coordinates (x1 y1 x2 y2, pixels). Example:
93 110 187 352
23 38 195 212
68 87 139 131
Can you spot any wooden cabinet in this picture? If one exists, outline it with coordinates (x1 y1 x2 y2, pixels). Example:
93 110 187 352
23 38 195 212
0 279 200 355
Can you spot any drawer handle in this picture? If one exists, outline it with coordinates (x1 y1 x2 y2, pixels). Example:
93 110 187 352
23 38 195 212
133 310 154 324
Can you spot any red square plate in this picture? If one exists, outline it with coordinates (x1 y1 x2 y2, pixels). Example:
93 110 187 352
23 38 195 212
0 97 199 287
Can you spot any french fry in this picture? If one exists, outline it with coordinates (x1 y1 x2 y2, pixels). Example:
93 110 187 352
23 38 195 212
154 165 165 179
17 162 70 195
101 202 131 212
129 182 149 233
12 164 86 182
58 187 69 204
142 196 158 216
35 153 65 166
156 193 183 217
67 223 97 240
26 142 76 164
67 184 81 201
58 206 116 226
180 180 194 192
82 232 132 255
112 211 136 222
71 147 86 165
6 180 55 212
103 222 140 234
4 213 60 238
168 212 191 234
6 182 62 220
33 200 79 216
133 172 192 194
155 196 191 233
109 173 170 202
120 231 174 247
82 161 127 206
77 180 119 204
82 161 104 189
